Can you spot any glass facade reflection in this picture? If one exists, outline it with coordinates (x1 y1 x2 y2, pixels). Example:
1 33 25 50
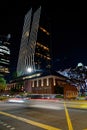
17 6 51 77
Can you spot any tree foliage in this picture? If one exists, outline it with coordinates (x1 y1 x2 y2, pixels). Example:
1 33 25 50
0 77 6 91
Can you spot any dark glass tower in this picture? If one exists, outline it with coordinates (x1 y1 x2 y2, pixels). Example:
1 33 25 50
0 34 11 78
17 6 51 77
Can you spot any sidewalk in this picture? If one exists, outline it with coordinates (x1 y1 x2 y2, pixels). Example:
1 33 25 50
64 99 87 109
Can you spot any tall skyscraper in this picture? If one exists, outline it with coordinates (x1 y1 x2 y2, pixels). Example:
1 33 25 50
0 34 11 78
17 6 51 77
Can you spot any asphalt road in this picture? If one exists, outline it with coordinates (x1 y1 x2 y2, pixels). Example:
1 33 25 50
0 100 87 130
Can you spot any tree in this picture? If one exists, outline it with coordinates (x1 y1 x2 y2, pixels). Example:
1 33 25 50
0 77 6 92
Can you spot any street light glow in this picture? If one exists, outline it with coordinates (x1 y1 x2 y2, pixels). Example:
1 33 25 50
27 67 32 73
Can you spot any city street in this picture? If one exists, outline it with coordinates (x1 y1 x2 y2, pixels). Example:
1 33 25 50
0 100 87 130
0 1 84 130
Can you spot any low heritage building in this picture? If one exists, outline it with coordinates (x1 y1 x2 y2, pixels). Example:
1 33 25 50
7 71 78 99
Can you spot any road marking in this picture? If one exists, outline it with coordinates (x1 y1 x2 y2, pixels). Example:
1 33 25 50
0 111 61 130
0 120 15 130
6 125 11 128
64 102 73 130
3 123 8 126
10 128 15 130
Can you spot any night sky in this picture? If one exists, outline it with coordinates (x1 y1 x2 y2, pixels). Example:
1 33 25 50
0 0 83 75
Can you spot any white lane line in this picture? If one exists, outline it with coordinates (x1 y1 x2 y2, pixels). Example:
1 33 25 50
10 128 16 130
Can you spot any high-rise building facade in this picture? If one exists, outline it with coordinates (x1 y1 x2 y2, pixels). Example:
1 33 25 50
17 6 51 77
7 7 78 97
0 34 11 78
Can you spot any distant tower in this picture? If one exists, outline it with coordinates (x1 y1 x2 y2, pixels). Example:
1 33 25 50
0 34 11 78
17 6 51 77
